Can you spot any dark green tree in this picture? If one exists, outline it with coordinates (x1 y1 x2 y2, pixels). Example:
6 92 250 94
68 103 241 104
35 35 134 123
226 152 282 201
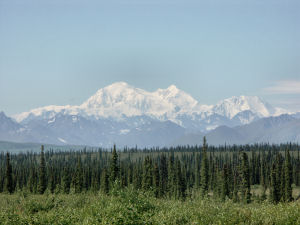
74 157 83 193
132 165 142 190
91 170 100 193
4 152 13 194
110 145 119 184
37 145 47 194
175 158 186 199
270 162 280 203
167 155 175 198
153 163 160 197
194 153 200 189
221 164 230 201
49 168 56 194
240 152 251 203
275 153 284 201
232 168 239 203
159 154 168 197
28 167 37 193
142 156 153 191
62 167 71 194
284 148 293 202
200 136 209 196
100 168 109 194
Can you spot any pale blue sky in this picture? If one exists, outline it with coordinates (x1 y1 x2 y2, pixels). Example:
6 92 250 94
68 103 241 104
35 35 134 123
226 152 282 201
0 0 299 115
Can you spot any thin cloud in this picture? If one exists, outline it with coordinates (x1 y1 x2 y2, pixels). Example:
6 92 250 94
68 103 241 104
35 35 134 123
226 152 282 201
263 80 300 94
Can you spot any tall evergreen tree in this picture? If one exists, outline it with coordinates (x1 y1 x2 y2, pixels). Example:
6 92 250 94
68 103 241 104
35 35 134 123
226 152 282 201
142 156 153 191
200 136 209 196
270 162 280 203
62 167 71 194
175 158 186 199
110 145 119 185
4 152 13 194
49 168 56 194
153 163 160 197
221 164 230 201
240 152 251 203
91 170 100 193
232 168 239 203
37 145 47 194
159 154 168 197
275 153 284 200
167 155 175 198
74 157 83 193
194 153 200 189
28 167 37 193
100 168 109 194
284 148 293 202
260 156 267 201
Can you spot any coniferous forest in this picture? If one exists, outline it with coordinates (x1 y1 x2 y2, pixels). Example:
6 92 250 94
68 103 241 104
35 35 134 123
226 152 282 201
0 138 300 224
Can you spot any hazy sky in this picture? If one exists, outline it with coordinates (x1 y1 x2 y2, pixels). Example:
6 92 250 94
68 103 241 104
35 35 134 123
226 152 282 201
0 0 299 115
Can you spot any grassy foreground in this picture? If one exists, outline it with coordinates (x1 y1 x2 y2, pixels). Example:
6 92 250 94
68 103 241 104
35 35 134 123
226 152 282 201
0 188 300 225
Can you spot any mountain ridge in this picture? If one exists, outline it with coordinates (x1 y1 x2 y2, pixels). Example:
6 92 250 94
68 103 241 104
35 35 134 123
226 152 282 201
12 82 288 127
1 82 298 148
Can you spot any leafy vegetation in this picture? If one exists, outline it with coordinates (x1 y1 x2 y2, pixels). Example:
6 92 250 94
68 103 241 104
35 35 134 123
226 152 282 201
0 188 300 225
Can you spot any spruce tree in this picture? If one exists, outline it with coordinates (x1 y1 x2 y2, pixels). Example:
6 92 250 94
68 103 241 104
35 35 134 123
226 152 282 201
37 145 47 194
270 162 279 203
159 154 168 197
4 152 13 194
260 157 267 201
28 167 37 193
142 156 153 191
194 153 200 189
167 155 175 198
221 164 230 201
275 153 283 200
153 163 160 197
284 148 293 202
232 168 239 203
74 157 83 193
100 168 109 194
49 168 56 194
91 171 100 193
200 136 209 197
240 152 251 203
175 158 186 199
110 145 119 185
62 167 71 194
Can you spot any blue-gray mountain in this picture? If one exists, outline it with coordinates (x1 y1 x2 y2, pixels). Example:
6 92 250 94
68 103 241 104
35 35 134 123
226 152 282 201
1 112 299 147
0 82 299 147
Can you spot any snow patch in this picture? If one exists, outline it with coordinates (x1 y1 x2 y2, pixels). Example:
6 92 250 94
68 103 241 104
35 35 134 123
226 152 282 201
58 137 67 143
120 129 130 135
48 117 56 124
206 125 219 131
72 116 78 123
17 128 25 133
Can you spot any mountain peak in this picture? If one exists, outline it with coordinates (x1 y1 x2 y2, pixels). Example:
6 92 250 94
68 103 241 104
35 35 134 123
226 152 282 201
213 95 274 118
0 111 7 119
167 84 179 92
106 81 130 89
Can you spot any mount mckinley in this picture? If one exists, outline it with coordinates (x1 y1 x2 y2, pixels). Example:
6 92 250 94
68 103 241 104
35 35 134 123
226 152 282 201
1 82 299 147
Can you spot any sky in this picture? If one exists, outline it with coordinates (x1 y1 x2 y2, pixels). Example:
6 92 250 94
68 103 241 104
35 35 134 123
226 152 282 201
0 0 299 115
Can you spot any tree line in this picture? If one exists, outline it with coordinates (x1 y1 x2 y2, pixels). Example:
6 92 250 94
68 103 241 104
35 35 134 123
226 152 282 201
1 139 299 204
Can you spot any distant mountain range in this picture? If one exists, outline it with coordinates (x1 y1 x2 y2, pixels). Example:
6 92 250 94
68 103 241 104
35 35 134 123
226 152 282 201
0 82 299 148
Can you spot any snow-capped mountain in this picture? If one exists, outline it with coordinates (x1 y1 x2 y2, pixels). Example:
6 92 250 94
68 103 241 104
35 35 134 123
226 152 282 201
1 82 296 148
13 82 287 130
